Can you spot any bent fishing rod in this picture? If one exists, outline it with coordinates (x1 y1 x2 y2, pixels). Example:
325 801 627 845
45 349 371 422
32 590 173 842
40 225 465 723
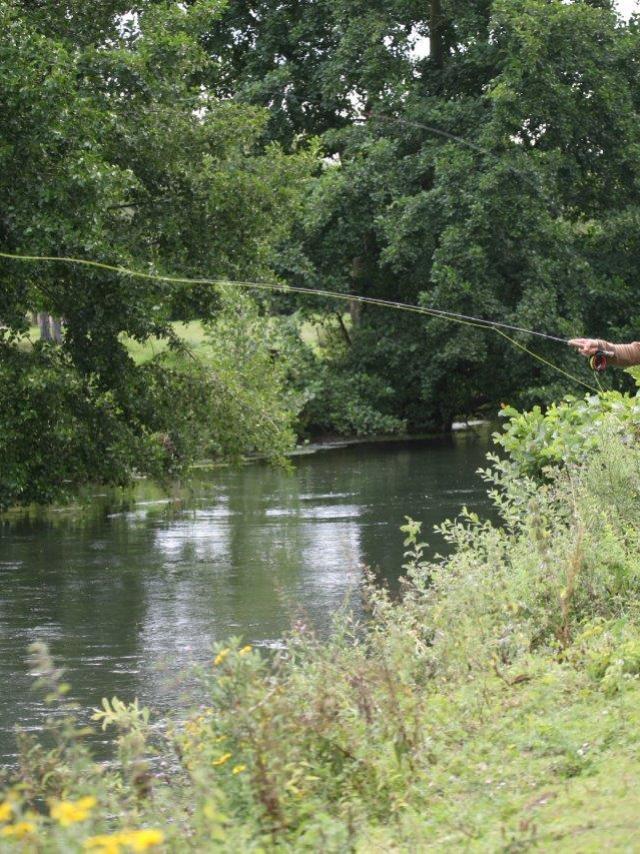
0 250 601 393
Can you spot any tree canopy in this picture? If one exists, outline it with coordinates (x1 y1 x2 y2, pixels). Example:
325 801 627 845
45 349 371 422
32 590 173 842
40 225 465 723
0 0 313 506
203 0 640 425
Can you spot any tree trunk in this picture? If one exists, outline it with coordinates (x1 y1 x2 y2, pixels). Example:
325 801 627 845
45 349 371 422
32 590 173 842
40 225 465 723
38 312 52 342
51 317 63 343
335 311 352 346
430 0 445 68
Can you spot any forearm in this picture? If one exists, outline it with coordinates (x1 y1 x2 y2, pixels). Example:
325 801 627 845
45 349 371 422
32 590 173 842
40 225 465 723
598 340 640 367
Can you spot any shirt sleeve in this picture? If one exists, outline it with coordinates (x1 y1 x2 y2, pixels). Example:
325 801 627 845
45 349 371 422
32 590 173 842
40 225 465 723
598 340 640 367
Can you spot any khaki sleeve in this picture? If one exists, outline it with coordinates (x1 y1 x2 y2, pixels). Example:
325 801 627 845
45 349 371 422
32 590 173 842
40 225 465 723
598 340 640 368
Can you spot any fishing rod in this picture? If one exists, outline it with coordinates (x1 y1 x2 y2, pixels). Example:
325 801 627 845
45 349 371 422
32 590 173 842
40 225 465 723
0 250 599 393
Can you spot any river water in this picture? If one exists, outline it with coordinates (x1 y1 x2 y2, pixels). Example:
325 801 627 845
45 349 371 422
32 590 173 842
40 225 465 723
0 430 493 763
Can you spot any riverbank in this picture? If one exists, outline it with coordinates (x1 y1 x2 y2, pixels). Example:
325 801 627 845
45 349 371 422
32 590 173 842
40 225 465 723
2 396 640 849
0 423 492 520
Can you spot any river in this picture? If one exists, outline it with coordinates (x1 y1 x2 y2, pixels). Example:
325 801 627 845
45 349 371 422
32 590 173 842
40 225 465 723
0 429 494 763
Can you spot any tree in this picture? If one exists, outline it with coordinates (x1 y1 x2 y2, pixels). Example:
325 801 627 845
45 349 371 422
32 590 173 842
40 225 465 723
0 0 314 506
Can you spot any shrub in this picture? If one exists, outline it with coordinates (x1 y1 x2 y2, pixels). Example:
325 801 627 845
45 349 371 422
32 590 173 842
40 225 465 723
493 390 640 481
0 290 300 509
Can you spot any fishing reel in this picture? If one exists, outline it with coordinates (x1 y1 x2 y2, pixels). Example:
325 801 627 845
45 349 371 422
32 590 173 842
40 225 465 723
589 349 614 373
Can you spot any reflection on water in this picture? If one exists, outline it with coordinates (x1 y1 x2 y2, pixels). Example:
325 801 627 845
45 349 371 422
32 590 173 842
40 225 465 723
0 430 493 761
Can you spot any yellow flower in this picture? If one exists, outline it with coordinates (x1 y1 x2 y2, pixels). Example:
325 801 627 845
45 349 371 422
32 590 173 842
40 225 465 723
232 764 246 775
84 829 165 853
0 802 13 822
84 835 123 854
213 648 230 666
119 829 165 851
1 821 36 839
212 752 232 767
238 645 252 656
50 795 97 826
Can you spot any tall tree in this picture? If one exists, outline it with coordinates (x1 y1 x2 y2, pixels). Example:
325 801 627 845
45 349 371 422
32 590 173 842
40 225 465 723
0 0 314 505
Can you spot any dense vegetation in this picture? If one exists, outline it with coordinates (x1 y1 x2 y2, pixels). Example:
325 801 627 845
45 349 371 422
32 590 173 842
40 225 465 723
4 393 640 849
0 0 314 507
220 0 640 424
2 0 640 505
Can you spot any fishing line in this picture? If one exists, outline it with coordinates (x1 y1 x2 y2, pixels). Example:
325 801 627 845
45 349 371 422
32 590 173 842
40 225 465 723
0 251 565 342
0 250 598 393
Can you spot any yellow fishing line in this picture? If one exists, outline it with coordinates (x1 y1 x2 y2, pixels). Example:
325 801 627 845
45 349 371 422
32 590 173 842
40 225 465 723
0 250 598 394
493 329 599 395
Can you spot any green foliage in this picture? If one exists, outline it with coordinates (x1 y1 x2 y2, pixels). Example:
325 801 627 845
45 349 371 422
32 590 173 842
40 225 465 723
0 345 158 509
298 363 406 437
0 290 302 509
0 0 316 505
492 390 640 479
209 0 640 427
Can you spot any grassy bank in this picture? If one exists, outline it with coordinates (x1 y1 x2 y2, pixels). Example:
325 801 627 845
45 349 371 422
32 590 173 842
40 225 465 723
3 395 640 851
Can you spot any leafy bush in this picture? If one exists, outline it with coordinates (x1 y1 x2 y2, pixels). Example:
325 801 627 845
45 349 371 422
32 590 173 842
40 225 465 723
493 390 640 480
299 364 406 438
274 314 407 439
0 345 159 509
0 290 300 510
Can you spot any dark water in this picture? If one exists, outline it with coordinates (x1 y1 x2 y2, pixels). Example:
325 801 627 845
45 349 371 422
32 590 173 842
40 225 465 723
0 430 493 763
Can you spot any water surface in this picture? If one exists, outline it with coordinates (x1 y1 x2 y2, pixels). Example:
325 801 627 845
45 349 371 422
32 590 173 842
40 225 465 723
0 431 493 762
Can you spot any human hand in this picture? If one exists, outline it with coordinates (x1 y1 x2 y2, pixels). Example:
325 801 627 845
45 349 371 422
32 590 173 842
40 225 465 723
568 338 603 357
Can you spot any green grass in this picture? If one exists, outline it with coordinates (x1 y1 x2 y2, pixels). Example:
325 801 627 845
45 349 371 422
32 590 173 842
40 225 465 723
22 314 336 362
386 661 640 851
122 320 210 364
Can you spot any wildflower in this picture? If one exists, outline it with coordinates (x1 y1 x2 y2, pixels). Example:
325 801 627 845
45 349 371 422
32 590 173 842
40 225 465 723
0 802 13 822
50 795 97 826
212 752 232 766
84 829 165 853
232 764 246 775
119 829 165 851
1 821 36 839
84 834 123 854
214 648 230 666
238 645 252 656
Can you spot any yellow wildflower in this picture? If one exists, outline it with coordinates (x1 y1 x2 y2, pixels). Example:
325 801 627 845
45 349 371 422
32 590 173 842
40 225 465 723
214 648 230 666
84 829 165 853
232 764 246 775
84 834 123 854
0 802 13 822
50 795 97 826
238 645 252 656
212 752 232 766
119 829 165 851
1 821 36 839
